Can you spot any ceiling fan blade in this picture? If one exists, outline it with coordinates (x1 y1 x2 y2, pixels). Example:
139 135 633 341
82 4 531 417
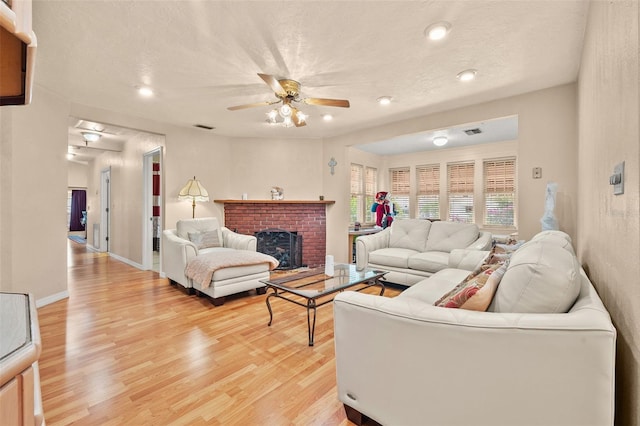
302 97 350 108
227 100 279 111
258 73 287 97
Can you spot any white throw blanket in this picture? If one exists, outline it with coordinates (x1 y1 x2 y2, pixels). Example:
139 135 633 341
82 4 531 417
185 251 279 288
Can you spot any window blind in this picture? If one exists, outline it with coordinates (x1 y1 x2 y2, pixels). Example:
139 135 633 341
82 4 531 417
365 166 377 224
417 164 440 219
390 167 410 219
350 164 364 223
484 158 516 226
447 162 474 223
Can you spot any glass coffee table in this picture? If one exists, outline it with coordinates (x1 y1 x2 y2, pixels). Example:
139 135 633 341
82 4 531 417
261 263 387 346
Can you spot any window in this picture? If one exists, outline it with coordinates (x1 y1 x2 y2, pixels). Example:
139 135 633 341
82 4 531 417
390 167 410 219
484 158 516 227
447 162 474 223
416 164 440 220
364 166 377 224
350 164 364 223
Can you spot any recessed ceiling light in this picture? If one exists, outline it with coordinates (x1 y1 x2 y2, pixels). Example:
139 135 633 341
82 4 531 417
322 114 333 121
138 86 154 97
377 96 392 105
456 69 477 82
425 21 451 41
433 136 448 146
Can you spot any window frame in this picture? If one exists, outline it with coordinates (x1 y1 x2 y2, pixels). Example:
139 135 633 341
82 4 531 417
483 157 517 228
447 161 475 223
416 164 440 220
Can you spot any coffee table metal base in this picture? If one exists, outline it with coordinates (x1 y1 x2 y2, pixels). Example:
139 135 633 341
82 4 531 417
265 279 384 346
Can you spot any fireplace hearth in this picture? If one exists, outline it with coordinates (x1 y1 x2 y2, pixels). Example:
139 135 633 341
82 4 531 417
255 228 303 270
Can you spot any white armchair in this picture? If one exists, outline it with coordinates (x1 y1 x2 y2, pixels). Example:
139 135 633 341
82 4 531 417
163 217 271 305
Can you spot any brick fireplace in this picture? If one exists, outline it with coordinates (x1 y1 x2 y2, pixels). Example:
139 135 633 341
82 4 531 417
216 200 334 268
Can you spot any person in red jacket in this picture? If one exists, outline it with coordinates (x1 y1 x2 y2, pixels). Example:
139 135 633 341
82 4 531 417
374 191 393 229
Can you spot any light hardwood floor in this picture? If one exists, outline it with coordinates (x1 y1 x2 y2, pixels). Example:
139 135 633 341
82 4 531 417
37 240 400 425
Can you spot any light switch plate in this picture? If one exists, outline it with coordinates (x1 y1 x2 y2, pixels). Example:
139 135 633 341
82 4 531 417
612 161 624 195
532 167 542 179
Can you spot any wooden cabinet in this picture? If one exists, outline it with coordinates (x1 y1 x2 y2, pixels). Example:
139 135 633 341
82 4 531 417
0 0 36 105
0 293 44 426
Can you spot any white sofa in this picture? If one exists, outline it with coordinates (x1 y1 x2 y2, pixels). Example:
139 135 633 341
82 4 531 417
355 219 492 286
335 230 616 426
163 217 274 305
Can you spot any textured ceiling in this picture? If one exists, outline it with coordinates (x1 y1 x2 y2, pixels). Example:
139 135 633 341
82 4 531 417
33 1 588 144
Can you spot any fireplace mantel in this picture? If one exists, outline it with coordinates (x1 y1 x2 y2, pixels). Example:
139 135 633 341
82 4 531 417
214 199 335 205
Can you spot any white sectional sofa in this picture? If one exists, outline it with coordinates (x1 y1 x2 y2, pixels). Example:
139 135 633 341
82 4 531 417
334 230 616 426
355 219 492 286
163 217 277 305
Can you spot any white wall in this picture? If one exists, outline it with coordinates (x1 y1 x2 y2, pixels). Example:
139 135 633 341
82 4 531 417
0 85 69 304
68 161 88 188
577 1 639 424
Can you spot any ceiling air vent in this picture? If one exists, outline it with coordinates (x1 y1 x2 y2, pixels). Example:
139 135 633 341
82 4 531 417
464 128 482 135
194 124 215 130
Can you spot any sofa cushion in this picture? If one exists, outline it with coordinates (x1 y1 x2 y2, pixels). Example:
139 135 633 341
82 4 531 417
398 268 471 304
408 251 449 273
425 221 480 253
369 247 417 269
188 230 222 249
489 240 582 313
528 230 575 254
388 219 431 252
177 217 223 244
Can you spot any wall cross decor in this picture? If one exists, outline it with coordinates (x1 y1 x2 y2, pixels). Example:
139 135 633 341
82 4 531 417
328 157 337 175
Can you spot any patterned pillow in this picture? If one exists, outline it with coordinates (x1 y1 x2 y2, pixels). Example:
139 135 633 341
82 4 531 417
434 262 507 310
188 230 221 249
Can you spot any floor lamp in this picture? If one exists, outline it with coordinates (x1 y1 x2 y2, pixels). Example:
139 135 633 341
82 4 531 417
178 176 209 218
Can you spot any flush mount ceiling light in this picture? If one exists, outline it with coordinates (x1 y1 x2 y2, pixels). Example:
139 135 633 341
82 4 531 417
82 132 101 143
425 21 451 41
377 96 392 105
433 136 448 146
456 69 478 82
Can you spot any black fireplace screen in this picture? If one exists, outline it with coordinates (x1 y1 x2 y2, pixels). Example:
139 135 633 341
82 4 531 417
255 228 303 270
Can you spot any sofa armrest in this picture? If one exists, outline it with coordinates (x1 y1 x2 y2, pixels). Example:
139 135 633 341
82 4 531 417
221 227 257 251
355 228 391 270
448 249 490 270
334 291 616 426
162 230 198 287
465 230 492 250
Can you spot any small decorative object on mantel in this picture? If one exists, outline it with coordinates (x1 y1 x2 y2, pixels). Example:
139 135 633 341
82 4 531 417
328 157 337 175
271 186 284 200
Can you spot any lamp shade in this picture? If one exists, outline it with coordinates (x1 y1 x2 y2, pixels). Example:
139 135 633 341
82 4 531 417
178 176 209 202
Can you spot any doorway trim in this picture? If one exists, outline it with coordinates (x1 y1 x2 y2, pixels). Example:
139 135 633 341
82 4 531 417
142 147 163 271
100 167 111 252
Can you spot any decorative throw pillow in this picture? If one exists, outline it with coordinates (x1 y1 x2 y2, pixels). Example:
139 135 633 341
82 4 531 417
188 230 221 249
458 262 508 311
434 263 503 309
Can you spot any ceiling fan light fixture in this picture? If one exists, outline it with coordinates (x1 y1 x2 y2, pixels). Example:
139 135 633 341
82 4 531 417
456 69 477 82
425 21 451 41
433 136 448 146
296 111 307 122
377 96 392 105
279 103 292 118
322 114 333 122
82 132 101 143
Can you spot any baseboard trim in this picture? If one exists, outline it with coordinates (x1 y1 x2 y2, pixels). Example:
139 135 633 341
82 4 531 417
36 290 69 308
108 252 144 270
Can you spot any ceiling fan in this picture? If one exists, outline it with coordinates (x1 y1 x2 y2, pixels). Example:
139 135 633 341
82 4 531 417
227 73 350 127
